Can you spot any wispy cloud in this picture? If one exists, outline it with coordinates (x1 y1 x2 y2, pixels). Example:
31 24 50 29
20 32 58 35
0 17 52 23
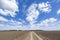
0 16 59 30
29 18 59 30
26 2 52 24
0 16 8 22
0 0 60 31
0 0 30 30
25 2 59 30
38 18 57 27
0 17 27 30
38 2 51 13
57 9 60 14
26 3 39 24
0 0 18 17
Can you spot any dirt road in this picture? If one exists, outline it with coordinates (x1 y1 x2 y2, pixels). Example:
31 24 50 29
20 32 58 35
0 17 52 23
0 31 60 40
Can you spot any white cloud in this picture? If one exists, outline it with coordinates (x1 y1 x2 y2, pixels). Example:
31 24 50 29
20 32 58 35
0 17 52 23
0 0 60 31
0 0 18 17
9 19 23 26
40 18 57 26
28 18 58 30
0 16 26 30
38 2 51 13
0 16 8 22
26 2 55 30
26 3 39 24
0 17 59 31
26 2 52 25
0 16 23 25
57 9 60 14
48 18 57 22
27 18 60 31
0 17 27 30
0 20 30 30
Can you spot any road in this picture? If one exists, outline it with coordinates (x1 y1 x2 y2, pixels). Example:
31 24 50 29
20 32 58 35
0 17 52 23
0 31 60 40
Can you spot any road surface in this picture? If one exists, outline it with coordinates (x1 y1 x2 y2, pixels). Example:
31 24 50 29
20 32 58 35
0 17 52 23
0 31 60 40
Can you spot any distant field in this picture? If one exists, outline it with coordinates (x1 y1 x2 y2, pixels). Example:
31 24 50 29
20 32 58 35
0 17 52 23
0 30 60 40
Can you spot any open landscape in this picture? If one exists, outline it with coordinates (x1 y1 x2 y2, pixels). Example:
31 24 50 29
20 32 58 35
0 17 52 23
0 30 60 40
0 0 60 40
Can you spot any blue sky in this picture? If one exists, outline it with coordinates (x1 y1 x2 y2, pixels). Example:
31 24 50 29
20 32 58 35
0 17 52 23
0 0 60 31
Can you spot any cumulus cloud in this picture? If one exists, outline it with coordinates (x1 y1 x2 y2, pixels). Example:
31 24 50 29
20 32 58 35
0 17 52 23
0 17 59 30
38 2 51 13
0 0 18 17
0 16 26 30
57 9 60 14
26 2 52 25
0 16 23 25
0 21 30 30
8 19 23 25
0 17 29 30
0 0 59 31
39 18 57 26
29 18 58 30
26 3 39 24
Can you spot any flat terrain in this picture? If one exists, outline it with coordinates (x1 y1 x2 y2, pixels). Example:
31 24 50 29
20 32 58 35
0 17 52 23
0 31 60 40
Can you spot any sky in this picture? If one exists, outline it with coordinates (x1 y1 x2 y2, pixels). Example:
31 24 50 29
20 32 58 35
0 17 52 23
0 0 60 31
